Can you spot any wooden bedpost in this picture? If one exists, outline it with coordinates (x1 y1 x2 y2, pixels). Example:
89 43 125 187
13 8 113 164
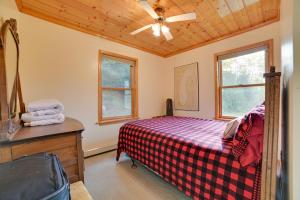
261 66 281 200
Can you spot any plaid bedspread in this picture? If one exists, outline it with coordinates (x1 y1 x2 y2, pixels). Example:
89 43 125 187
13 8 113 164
116 116 261 200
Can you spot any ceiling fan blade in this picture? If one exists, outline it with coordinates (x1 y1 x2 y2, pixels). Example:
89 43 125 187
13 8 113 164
162 27 173 41
130 24 153 35
165 13 196 23
138 0 159 19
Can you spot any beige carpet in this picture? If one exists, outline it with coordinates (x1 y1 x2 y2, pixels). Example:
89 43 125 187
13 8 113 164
84 150 191 200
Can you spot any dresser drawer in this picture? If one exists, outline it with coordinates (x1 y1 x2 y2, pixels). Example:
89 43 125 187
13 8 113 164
51 146 78 166
65 164 79 180
11 134 77 159
0 145 12 163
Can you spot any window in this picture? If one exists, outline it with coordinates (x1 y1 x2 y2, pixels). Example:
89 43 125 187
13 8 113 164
215 40 273 119
98 51 138 125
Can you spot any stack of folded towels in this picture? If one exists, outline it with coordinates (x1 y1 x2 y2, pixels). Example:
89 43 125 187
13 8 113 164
21 99 65 127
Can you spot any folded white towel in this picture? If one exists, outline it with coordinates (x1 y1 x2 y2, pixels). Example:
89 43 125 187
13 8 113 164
29 108 62 117
27 99 64 113
24 114 65 127
21 113 62 123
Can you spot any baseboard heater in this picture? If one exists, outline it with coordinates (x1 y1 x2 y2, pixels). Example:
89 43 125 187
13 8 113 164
84 144 117 158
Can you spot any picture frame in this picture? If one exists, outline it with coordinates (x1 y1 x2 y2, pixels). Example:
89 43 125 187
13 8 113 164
174 62 199 111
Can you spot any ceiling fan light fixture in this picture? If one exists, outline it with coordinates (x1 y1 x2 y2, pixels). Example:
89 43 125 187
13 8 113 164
152 23 160 32
161 25 169 33
153 30 160 37
152 23 161 37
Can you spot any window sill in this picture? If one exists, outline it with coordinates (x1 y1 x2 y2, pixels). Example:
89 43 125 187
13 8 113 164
215 117 235 121
97 116 139 126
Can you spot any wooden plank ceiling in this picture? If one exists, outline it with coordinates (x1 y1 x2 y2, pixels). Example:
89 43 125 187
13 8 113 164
16 0 280 57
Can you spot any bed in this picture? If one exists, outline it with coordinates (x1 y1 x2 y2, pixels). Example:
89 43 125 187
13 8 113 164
116 116 261 200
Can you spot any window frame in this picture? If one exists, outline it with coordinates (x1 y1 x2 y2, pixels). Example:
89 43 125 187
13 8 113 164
214 40 273 120
98 50 138 125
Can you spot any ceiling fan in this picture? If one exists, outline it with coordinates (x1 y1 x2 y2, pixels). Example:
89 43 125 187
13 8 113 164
131 0 197 41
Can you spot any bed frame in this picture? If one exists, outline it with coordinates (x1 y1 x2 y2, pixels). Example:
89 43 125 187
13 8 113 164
261 66 281 200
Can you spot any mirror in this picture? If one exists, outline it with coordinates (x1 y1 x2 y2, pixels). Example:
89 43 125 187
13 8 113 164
5 25 18 118
0 18 25 135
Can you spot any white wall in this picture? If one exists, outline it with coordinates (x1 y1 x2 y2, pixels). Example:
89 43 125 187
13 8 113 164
281 0 300 198
280 0 293 199
0 0 169 154
290 0 300 199
164 22 281 119
292 56 300 196
292 2 300 199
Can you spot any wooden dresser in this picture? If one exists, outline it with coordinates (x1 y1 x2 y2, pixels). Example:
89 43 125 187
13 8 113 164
0 117 84 183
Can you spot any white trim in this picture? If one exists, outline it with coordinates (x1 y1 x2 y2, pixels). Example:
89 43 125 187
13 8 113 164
84 144 117 157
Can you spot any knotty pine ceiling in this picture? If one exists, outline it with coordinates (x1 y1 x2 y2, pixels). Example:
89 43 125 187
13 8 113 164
16 0 280 57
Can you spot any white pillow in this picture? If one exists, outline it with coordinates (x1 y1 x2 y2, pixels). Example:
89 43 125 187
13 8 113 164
223 118 241 139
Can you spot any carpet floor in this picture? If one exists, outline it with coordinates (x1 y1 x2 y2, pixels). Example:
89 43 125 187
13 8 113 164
84 150 191 200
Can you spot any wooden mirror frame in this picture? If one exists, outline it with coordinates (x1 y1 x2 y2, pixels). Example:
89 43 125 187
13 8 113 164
0 18 25 133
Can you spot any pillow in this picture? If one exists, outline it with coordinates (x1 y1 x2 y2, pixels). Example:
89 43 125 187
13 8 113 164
223 118 241 139
232 104 265 167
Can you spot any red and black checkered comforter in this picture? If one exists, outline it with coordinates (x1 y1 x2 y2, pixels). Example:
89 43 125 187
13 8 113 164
116 116 261 200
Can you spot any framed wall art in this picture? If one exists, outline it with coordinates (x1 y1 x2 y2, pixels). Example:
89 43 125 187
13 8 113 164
174 62 199 111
